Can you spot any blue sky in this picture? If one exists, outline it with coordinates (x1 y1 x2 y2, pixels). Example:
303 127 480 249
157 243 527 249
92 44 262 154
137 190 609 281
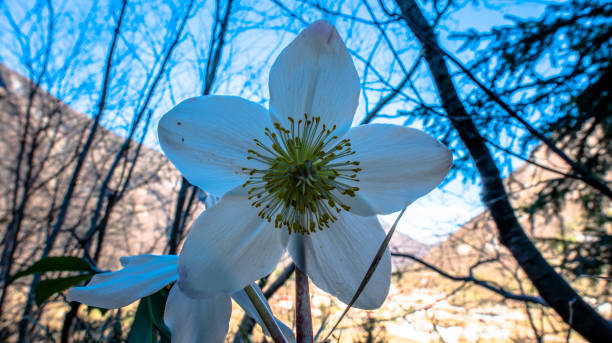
0 0 557 243
373 1 554 242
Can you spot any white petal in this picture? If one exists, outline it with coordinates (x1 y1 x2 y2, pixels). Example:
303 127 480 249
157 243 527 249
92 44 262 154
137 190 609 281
232 284 295 343
67 255 177 309
269 20 359 136
164 284 231 343
288 212 391 309
343 124 452 215
178 190 288 298
158 96 272 196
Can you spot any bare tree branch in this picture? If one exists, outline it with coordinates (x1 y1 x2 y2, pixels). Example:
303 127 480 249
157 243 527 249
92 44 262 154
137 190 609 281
393 0 612 340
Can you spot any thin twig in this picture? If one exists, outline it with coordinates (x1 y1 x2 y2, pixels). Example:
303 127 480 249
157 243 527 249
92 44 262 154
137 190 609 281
264 263 296 298
321 207 407 342
392 252 547 305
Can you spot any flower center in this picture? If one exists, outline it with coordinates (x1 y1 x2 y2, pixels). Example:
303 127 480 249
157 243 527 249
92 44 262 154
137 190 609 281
242 114 360 234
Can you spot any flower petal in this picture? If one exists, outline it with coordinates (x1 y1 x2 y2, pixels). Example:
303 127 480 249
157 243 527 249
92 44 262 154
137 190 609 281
232 283 295 343
287 212 391 310
178 190 288 298
343 124 452 215
164 284 231 343
158 95 272 196
269 20 359 136
67 255 177 309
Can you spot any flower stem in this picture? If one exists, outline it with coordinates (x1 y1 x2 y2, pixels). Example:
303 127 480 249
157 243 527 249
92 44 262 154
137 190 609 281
244 284 288 343
295 267 313 343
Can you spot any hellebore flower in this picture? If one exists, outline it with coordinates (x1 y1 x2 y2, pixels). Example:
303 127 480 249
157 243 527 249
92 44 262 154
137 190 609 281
67 255 294 343
158 20 452 309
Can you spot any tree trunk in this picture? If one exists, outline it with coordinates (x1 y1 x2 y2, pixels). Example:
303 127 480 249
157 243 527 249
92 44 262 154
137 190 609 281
393 0 612 341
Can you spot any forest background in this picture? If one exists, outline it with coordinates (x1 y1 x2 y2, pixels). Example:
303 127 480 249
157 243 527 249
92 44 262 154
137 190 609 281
0 0 610 342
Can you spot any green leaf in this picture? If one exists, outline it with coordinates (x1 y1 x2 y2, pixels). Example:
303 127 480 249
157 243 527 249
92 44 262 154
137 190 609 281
127 299 154 343
146 291 171 341
12 256 95 282
35 274 94 305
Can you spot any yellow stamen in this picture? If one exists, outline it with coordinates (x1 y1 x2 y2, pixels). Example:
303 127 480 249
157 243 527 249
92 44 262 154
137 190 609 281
242 114 360 234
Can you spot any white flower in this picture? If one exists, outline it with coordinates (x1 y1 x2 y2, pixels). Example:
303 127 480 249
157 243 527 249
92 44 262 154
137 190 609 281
67 255 294 343
158 20 452 309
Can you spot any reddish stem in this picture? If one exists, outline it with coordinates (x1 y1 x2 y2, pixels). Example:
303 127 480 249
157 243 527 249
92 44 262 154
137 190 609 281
295 267 313 343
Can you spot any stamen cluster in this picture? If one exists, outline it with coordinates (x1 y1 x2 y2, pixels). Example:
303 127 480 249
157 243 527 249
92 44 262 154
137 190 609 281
242 114 361 234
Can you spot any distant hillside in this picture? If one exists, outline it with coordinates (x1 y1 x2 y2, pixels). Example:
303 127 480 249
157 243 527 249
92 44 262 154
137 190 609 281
0 63 201 340
381 220 435 271
384 133 611 342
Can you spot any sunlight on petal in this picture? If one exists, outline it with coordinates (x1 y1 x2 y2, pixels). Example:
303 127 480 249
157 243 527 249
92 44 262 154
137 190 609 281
269 20 359 136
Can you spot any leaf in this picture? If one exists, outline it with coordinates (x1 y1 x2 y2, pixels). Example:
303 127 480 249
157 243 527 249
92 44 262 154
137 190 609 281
35 274 94 305
127 299 154 343
12 256 95 282
126 290 171 343
146 291 171 341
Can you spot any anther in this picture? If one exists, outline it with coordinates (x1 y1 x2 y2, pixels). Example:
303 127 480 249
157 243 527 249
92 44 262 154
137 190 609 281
241 113 361 234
